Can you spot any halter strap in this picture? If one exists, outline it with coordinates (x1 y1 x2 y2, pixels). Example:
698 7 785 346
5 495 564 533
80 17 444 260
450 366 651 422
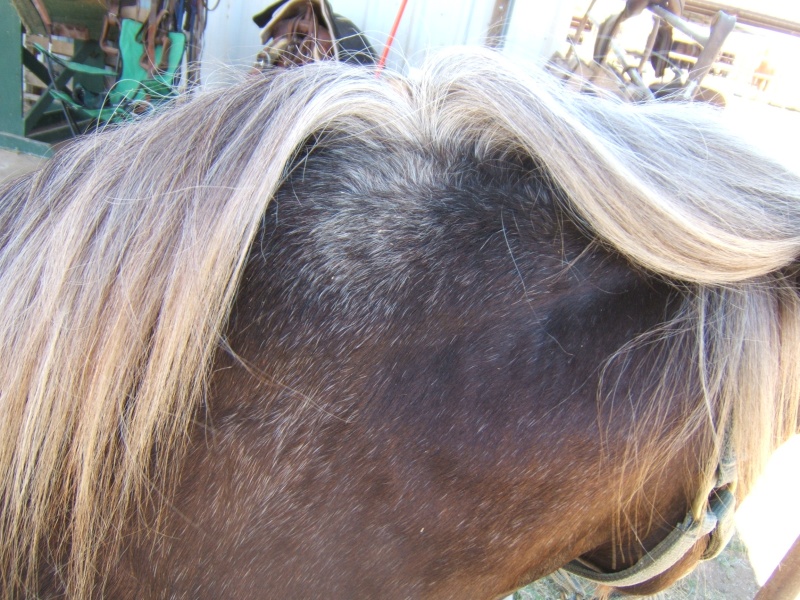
564 441 737 588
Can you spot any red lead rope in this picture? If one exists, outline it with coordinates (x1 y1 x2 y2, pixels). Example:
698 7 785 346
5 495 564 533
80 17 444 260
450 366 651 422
376 0 408 76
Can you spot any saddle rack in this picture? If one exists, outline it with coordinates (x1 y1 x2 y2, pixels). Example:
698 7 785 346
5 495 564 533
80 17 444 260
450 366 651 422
550 0 735 103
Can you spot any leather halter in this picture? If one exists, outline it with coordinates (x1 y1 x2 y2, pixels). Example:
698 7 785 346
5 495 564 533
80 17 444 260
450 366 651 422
564 442 737 588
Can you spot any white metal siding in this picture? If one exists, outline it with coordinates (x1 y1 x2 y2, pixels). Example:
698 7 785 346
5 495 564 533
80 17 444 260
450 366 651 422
330 0 496 70
201 1 575 83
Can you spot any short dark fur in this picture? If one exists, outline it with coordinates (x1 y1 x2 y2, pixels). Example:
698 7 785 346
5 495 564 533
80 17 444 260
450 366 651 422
101 138 696 598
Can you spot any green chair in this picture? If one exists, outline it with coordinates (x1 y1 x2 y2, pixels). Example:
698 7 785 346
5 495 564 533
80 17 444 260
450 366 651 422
35 19 186 133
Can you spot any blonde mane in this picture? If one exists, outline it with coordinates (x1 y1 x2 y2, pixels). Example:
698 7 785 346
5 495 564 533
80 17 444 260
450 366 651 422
1 49 798 597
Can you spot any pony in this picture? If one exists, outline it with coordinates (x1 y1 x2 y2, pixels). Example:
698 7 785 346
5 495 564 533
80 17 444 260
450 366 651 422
1 48 798 599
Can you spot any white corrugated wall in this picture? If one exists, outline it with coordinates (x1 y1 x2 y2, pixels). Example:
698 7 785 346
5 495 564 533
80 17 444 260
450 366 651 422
329 0 496 70
200 1 575 84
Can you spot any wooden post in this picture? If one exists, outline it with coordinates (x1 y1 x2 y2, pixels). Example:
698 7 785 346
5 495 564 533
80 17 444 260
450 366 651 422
485 0 515 49
755 534 800 600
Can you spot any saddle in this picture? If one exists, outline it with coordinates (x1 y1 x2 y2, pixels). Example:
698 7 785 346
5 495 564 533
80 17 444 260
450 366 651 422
253 0 375 69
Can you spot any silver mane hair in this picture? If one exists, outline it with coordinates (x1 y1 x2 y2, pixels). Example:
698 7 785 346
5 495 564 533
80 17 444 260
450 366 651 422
0 48 798 597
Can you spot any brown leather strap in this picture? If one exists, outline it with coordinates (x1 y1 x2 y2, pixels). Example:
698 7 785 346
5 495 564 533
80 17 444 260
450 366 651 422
139 0 178 77
99 0 121 57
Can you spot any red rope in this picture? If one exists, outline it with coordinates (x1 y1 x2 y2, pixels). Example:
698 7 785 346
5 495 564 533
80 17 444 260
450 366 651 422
376 0 408 75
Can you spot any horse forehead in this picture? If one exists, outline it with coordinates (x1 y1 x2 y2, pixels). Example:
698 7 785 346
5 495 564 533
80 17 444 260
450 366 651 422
227 141 666 426
276 151 586 281
235 145 655 370
232 156 660 421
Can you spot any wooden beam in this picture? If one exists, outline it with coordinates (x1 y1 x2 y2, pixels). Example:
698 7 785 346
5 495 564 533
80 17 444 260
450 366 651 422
685 1 800 37
485 0 515 49
9 0 107 40
755 534 800 600
8 0 47 36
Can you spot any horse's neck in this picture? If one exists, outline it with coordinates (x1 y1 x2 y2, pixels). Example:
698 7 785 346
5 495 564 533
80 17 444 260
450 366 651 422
104 161 697 598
